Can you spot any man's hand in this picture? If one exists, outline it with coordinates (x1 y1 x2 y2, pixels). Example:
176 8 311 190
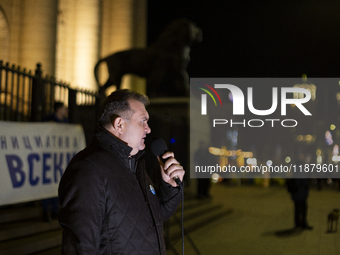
157 151 185 187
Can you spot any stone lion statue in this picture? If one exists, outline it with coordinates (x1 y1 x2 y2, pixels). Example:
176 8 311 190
94 18 202 97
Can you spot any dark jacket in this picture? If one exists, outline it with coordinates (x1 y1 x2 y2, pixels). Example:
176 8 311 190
286 160 310 202
288 178 310 202
58 126 181 254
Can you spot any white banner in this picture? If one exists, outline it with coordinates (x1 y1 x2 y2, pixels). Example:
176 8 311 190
0 121 86 206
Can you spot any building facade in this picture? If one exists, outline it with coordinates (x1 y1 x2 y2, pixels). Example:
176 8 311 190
0 0 147 93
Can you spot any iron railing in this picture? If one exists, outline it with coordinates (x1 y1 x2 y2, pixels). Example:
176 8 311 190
0 60 98 143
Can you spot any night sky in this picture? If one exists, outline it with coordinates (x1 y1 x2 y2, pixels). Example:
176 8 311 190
148 1 340 78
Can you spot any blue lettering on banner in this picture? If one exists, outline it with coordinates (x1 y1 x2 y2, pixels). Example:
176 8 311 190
34 136 43 148
45 136 51 148
6 155 25 188
1 136 7 149
58 137 63 148
54 153 63 183
1 136 80 150
65 136 70 148
51 136 56 147
43 153 52 184
22 136 32 150
5 152 77 188
11 137 19 149
28 154 40 186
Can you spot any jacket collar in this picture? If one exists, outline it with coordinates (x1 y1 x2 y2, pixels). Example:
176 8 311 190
94 125 144 160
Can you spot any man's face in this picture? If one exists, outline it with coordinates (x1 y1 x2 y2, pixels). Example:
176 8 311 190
120 100 151 156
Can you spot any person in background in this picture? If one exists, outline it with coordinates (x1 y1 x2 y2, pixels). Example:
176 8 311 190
286 154 313 230
43 101 69 123
58 89 184 254
42 101 68 222
194 141 214 199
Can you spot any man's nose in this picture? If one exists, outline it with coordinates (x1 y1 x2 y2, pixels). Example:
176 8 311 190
145 124 151 134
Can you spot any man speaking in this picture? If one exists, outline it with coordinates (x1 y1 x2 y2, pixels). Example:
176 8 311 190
58 89 185 254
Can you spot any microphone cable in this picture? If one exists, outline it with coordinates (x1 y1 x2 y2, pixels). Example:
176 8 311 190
173 178 184 255
150 138 185 254
177 180 184 255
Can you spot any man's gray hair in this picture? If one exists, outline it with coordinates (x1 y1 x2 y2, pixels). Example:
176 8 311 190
98 89 149 127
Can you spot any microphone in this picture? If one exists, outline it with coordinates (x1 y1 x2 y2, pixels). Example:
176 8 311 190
150 138 181 186
151 138 185 254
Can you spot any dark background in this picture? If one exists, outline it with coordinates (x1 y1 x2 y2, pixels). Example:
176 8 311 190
147 1 340 176
148 1 340 78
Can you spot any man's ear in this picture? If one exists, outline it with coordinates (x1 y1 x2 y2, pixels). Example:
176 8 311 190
112 117 125 134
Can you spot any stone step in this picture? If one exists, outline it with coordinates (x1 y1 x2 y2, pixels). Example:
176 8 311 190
30 246 62 255
0 204 41 224
0 219 61 242
179 197 215 212
0 229 62 255
168 204 233 243
171 203 224 224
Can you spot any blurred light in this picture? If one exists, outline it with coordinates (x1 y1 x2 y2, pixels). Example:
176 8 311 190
316 149 322 156
305 135 312 142
333 144 339 156
326 131 332 139
211 173 220 183
332 155 340 162
208 147 253 158
253 158 257 165
336 92 340 104
297 134 315 143
243 152 253 158
325 131 333 145
236 149 241 156
266 160 273 166
285 157 291 163
236 155 244 167
315 149 322 156
209 147 221 155
302 73 307 81
317 155 322 164
170 138 176 144
228 92 233 102
293 75 316 101
246 158 257 165
330 124 336 130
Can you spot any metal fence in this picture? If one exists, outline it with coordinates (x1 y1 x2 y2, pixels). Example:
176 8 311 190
0 60 98 143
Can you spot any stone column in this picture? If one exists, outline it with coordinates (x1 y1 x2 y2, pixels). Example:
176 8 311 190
99 0 147 94
56 0 100 91
0 8 10 62
129 0 147 93
20 0 58 75
73 0 100 91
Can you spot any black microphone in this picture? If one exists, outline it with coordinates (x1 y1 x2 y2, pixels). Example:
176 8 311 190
150 138 181 186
